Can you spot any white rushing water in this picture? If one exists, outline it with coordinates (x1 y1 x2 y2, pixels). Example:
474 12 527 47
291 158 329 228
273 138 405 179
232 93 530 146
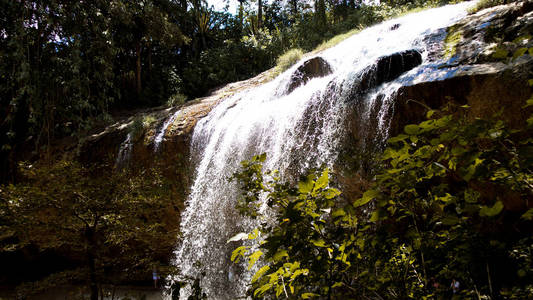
154 109 181 151
171 2 474 299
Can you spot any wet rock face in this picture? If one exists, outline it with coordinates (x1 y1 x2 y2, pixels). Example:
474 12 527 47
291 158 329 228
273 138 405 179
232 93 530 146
374 49 423 84
286 56 333 93
351 49 423 97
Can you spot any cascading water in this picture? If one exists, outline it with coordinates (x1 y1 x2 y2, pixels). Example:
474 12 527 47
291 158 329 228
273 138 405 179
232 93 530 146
155 109 181 151
171 2 474 298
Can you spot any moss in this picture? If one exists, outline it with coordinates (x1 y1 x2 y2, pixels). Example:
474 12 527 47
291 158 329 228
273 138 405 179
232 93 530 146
444 25 463 59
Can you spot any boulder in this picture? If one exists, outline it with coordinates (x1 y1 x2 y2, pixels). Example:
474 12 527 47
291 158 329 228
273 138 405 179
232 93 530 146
286 56 333 93
351 49 423 97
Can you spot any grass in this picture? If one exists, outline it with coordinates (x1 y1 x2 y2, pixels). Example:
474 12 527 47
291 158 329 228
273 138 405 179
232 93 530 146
468 0 506 14
275 48 304 72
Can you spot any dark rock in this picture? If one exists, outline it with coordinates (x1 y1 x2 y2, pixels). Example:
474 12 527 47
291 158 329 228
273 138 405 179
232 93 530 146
390 23 400 31
387 56 533 138
351 49 423 98
375 49 423 83
286 56 333 94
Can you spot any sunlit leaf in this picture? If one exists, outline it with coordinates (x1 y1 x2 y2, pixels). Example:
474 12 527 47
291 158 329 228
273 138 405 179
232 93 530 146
252 265 270 283
248 250 263 270
479 201 504 217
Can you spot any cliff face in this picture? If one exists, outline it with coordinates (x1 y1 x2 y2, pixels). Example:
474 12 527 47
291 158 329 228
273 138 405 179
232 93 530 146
389 1 533 132
78 1 533 217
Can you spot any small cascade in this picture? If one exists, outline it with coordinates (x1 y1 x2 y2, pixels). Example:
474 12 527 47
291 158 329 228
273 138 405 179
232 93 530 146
154 110 181 151
170 2 474 299
115 132 133 168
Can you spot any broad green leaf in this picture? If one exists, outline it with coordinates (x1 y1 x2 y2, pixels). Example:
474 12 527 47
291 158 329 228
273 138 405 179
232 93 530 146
273 249 289 261
254 283 272 297
369 211 381 222
311 239 326 247
353 189 379 207
524 96 533 108
298 175 314 194
331 209 346 218
248 250 263 270
323 188 341 199
231 246 248 263
252 265 270 283
441 216 460 225
404 124 420 135
302 293 320 299
388 134 409 144
479 201 504 217
314 168 329 191
521 208 533 220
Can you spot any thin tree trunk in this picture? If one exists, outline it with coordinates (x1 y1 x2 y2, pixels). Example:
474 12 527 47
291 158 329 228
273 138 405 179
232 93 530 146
147 45 152 76
258 0 263 29
87 227 98 300
135 42 142 96
316 0 327 29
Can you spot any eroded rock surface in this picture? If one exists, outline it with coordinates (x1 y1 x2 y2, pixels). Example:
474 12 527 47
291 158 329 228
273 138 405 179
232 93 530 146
352 49 423 98
286 56 333 93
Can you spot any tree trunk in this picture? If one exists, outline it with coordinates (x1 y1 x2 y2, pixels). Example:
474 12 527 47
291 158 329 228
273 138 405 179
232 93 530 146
86 227 98 300
238 1 244 31
258 0 263 29
147 45 152 77
135 42 142 96
316 0 327 29
291 0 298 17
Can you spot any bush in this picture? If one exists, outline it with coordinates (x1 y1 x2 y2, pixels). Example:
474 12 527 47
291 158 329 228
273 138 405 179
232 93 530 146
275 48 304 72
230 103 533 299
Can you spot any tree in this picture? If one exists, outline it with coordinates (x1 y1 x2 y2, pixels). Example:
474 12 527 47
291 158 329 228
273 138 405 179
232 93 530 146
0 160 179 299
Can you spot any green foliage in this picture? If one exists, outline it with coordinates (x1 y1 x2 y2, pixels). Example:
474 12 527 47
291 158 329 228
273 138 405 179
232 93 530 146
230 160 347 298
275 48 304 72
230 103 533 298
0 160 179 298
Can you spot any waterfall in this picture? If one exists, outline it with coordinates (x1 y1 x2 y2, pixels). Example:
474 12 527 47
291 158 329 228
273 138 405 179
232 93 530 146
116 132 133 168
155 109 181 151
171 2 474 298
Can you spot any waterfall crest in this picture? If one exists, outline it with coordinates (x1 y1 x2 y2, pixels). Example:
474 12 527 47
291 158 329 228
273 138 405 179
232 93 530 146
171 2 474 298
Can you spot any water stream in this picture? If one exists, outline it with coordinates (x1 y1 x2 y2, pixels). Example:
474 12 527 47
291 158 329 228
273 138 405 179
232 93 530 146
170 2 474 298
